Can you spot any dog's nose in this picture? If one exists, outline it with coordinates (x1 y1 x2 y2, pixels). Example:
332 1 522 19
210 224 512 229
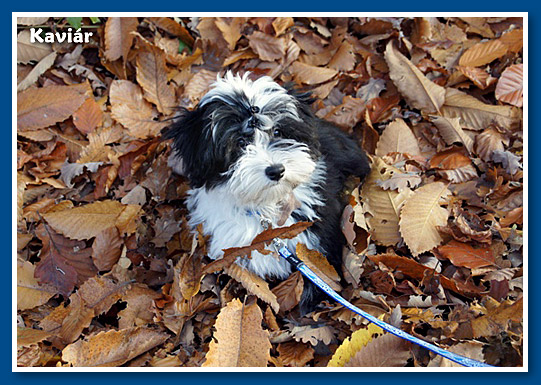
265 164 285 181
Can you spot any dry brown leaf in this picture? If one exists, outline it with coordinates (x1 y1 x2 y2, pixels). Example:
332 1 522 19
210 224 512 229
34 223 96 296
248 31 286 61
42 199 140 240
72 97 103 134
177 252 203 300
441 88 521 131
17 260 56 310
437 240 495 269
225 263 280 313
296 243 341 291
62 327 169 367
272 17 294 36
17 17 49 26
215 18 244 50
361 158 414 246
457 66 497 90
495 64 523 107
328 40 356 72
499 28 523 53
104 17 139 62
376 118 421 156
92 227 123 271
471 297 523 338
430 115 474 153
384 41 445 114
459 39 508 67
344 333 410 367
288 324 335 346
277 341 314 367
17 327 52 347
271 271 304 313
429 341 485 367
203 299 271 367
136 47 176 115
40 276 126 346
18 83 90 131
118 284 160 328
109 80 165 139
399 182 451 256
323 96 365 128
17 51 57 92
17 30 53 64
148 17 194 47
184 69 219 102
289 61 338 85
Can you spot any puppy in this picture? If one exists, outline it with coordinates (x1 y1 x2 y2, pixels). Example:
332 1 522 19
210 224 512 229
164 72 370 313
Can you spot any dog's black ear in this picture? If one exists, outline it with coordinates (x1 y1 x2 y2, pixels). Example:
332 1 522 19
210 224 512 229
162 106 214 188
284 82 317 116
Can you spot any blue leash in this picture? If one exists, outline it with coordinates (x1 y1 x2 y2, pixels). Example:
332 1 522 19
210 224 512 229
268 235 493 367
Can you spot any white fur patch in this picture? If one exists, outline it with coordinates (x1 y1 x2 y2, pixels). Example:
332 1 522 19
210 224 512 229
187 160 326 279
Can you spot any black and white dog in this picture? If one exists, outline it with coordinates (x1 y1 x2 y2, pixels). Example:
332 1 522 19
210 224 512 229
164 72 370 313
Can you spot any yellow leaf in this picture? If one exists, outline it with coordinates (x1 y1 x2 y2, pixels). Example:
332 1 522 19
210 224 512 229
459 39 508 67
328 321 383 367
203 299 271 367
399 182 451 256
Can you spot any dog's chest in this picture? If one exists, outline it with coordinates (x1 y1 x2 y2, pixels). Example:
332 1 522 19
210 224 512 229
186 186 322 279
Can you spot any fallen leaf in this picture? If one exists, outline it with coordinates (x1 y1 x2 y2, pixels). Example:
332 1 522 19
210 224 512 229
289 61 338 85
18 83 90 131
328 322 383 366
459 39 508 67
271 271 304 313
110 80 166 139
42 199 140 240
384 41 445 114
104 17 139 62
17 30 53 64
248 31 286 61
136 47 176 115
34 223 96 296
441 88 521 131
361 157 414 246
430 115 474 153
62 327 169 367
344 333 411 367
17 51 57 92
277 341 314 367
225 263 280 313
495 64 523 107
72 97 103 134
203 299 271 367
437 240 495 269
17 260 56 310
296 243 341 291
376 118 422 156
399 182 450 256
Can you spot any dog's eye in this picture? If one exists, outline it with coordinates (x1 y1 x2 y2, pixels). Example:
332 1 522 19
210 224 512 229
273 129 281 137
237 137 247 147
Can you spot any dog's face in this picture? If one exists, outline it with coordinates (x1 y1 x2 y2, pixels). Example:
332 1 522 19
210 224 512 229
165 72 321 207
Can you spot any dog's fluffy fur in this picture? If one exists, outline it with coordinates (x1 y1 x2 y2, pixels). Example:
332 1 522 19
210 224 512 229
164 72 370 313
